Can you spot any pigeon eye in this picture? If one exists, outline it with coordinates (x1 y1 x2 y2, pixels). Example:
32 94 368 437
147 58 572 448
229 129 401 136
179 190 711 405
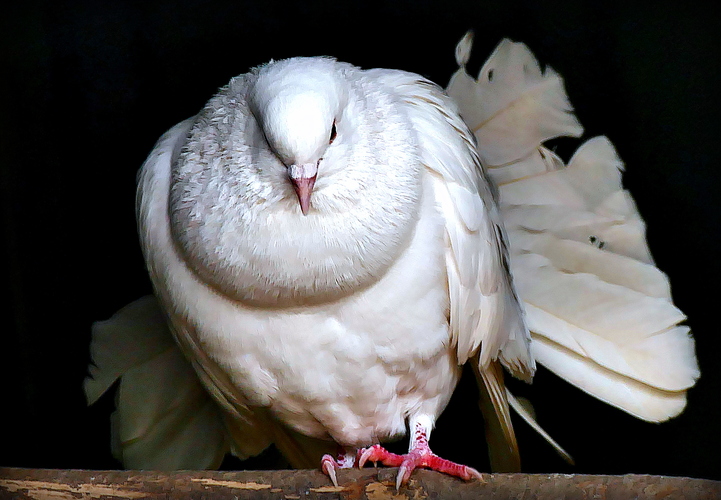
329 120 337 144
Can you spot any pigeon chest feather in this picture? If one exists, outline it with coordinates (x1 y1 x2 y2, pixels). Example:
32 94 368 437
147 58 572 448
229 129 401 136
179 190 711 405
170 78 423 309
192 188 459 445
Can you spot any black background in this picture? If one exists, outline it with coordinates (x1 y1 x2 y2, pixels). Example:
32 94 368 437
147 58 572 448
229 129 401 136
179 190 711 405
3 0 720 482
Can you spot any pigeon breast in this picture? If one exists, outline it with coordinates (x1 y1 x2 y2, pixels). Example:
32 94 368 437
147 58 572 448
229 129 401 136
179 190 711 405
168 59 425 307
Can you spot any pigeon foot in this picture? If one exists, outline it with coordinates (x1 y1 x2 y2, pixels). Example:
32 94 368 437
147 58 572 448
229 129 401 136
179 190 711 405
357 417 483 490
358 443 482 489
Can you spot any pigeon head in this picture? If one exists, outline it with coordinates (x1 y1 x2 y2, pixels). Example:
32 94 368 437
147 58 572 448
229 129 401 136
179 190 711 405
249 58 347 215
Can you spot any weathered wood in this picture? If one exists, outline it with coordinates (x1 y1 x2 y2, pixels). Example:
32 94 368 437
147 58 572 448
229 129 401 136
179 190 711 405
1 468 719 499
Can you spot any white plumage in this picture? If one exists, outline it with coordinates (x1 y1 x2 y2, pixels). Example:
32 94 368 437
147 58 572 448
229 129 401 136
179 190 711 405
85 33 699 481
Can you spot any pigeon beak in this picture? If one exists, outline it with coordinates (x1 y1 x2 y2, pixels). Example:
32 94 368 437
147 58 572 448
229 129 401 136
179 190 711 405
288 162 318 216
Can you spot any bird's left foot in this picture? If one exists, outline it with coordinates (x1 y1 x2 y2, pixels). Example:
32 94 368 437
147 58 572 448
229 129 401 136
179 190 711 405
357 417 483 490
358 443 482 489
321 449 357 487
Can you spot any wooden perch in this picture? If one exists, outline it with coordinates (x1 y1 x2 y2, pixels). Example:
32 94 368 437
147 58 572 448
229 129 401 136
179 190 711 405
1 468 719 499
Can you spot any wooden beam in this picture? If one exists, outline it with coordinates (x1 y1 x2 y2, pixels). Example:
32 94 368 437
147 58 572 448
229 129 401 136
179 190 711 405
1 468 719 499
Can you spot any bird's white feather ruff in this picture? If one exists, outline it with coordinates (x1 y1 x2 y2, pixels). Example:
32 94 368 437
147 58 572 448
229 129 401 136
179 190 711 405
447 33 699 423
84 33 699 472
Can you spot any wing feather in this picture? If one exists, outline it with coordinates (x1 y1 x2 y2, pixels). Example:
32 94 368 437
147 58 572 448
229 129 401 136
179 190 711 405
372 66 535 470
379 71 534 379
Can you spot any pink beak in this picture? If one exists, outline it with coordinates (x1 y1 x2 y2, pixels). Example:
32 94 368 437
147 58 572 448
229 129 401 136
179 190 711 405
288 162 318 216
291 175 317 215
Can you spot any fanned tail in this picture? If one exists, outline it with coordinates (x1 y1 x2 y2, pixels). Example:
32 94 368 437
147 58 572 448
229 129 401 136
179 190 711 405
447 32 699 460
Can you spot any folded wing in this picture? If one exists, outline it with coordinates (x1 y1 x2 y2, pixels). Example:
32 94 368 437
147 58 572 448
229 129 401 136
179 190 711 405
371 67 535 470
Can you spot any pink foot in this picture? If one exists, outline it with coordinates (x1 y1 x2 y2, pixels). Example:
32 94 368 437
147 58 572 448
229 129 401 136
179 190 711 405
357 417 482 490
321 448 357 486
358 443 482 489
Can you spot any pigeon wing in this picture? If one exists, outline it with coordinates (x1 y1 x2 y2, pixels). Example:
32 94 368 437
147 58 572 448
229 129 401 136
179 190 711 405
368 68 535 470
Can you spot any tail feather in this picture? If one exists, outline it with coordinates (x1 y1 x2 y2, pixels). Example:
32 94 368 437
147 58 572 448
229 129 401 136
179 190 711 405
447 32 699 440
506 391 573 465
112 347 229 469
473 360 520 472
86 296 230 469
448 34 584 168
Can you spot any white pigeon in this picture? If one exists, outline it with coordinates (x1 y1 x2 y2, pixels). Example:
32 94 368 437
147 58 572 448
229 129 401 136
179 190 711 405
123 52 534 487
85 33 699 486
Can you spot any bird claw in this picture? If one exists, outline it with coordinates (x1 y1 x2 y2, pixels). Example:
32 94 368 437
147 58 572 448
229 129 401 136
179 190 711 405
357 447 372 468
466 466 483 481
396 461 414 491
321 454 339 487
358 444 397 468
321 449 358 486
